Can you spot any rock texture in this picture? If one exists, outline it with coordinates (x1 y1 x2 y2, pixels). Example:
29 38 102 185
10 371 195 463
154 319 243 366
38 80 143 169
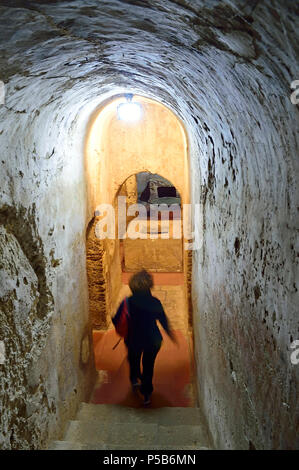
0 0 298 450
86 217 108 329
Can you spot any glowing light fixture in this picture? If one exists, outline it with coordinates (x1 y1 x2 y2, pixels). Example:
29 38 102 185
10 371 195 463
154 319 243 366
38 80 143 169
117 93 142 122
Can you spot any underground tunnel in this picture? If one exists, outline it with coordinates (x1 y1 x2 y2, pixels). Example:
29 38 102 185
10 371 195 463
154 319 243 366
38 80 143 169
0 0 298 451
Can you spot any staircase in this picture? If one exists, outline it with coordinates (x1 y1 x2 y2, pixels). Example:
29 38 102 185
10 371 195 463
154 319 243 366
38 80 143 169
49 403 212 450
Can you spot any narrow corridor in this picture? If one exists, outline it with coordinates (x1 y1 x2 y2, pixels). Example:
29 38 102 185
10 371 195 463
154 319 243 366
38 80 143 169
50 274 207 449
0 0 298 451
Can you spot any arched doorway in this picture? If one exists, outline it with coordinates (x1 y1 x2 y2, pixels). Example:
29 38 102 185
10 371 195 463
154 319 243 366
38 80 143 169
117 172 183 273
85 94 195 406
85 94 191 328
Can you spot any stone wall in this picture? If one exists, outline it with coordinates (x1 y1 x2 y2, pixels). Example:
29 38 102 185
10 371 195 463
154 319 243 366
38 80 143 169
86 217 108 329
124 237 183 273
0 201 96 449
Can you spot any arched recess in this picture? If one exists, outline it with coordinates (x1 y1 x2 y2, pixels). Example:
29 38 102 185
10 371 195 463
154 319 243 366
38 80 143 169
85 94 191 330
116 172 183 273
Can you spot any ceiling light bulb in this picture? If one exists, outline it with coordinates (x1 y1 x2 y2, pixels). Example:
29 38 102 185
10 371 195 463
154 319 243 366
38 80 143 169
117 101 142 122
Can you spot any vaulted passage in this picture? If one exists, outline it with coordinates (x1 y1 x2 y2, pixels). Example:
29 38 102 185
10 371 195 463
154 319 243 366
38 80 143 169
0 0 298 450
85 95 190 330
85 96 195 412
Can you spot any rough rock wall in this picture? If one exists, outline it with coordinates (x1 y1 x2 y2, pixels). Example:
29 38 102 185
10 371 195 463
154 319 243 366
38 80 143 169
193 104 299 449
0 0 100 445
86 217 108 329
86 215 122 329
0 0 298 450
0 221 47 448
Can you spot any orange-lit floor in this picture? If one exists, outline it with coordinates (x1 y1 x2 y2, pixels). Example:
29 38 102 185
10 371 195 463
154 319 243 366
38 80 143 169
91 327 195 408
91 270 195 409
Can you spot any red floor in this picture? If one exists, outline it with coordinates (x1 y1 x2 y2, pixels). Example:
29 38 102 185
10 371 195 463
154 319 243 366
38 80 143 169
92 328 194 408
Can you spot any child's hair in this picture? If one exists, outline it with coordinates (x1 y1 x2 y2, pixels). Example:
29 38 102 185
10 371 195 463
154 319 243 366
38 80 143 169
129 269 154 293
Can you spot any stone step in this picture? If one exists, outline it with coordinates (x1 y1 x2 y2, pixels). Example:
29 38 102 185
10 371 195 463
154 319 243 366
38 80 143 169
76 403 205 426
49 440 210 450
49 403 213 450
64 419 210 448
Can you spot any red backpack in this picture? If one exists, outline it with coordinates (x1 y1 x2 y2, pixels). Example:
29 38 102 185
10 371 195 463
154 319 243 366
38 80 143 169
114 297 130 338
